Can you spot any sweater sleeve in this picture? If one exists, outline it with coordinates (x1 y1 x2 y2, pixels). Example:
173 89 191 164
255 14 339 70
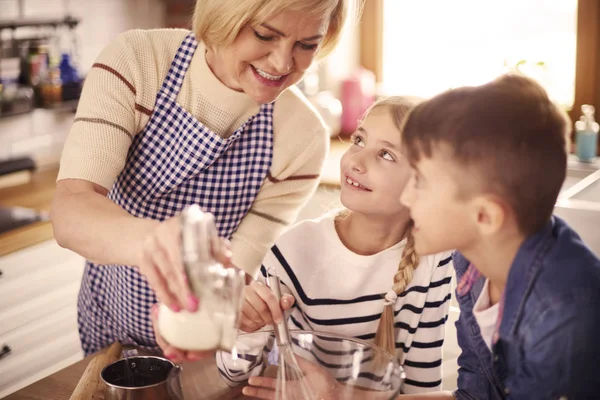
58 33 136 189
229 124 329 276
57 30 168 189
402 252 453 394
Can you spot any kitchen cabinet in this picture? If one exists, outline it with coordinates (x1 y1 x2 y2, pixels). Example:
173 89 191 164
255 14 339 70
0 239 85 398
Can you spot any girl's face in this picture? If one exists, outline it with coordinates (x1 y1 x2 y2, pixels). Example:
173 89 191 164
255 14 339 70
340 109 412 218
206 11 328 104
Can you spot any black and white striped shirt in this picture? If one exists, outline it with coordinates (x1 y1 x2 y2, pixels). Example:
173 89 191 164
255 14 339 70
218 213 453 394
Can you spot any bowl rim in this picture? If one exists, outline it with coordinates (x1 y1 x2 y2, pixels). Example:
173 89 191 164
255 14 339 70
237 329 401 366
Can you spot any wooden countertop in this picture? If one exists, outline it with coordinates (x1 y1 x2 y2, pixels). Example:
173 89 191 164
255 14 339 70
0 167 57 257
5 348 246 400
4 354 92 400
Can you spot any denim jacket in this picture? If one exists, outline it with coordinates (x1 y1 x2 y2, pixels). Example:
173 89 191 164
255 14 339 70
453 216 600 400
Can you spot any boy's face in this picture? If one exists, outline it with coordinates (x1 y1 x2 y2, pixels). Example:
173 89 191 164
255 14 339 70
400 151 480 255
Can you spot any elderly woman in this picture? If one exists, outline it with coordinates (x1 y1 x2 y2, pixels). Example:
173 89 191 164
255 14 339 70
51 0 352 360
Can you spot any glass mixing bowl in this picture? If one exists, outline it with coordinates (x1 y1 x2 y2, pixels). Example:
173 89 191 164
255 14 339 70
216 329 406 399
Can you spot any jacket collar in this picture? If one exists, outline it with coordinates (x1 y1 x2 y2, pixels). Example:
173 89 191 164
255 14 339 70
498 217 556 338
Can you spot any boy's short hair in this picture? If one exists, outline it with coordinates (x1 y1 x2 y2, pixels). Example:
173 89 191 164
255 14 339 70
192 0 353 59
402 74 571 236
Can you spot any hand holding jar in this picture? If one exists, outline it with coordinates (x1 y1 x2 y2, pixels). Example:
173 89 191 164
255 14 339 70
146 205 246 363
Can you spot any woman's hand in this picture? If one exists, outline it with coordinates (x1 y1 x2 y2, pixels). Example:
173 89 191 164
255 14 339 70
239 281 295 333
138 216 192 312
139 210 237 362
150 304 214 363
137 214 234 313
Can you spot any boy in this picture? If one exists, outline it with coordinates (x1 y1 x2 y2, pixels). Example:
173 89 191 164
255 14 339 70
399 74 600 399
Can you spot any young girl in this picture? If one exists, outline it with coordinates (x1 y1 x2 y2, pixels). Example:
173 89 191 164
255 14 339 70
217 97 454 395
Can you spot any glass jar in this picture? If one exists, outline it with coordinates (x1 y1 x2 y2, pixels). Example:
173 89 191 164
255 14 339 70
157 205 245 352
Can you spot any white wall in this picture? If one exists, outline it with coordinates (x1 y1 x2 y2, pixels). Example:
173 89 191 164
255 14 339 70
319 2 361 96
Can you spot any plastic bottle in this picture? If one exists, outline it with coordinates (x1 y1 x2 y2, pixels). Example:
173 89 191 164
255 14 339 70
575 104 599 162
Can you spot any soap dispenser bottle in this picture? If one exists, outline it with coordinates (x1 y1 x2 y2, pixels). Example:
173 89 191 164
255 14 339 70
575 104 599 162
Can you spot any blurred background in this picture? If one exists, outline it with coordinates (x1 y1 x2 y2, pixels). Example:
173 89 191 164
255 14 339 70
1 0 599 397
0 0 591 168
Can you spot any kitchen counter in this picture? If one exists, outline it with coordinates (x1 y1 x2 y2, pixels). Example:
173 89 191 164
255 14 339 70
0 167 57 257
5 347 247 400
4 354 92 400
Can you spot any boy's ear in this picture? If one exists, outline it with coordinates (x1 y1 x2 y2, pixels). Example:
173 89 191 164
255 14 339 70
472 195 507 236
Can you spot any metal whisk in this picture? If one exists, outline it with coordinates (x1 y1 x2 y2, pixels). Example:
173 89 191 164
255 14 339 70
265 268 318 400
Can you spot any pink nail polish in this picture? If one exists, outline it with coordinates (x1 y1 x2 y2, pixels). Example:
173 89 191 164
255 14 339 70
188 295 199 311
170 304 181 312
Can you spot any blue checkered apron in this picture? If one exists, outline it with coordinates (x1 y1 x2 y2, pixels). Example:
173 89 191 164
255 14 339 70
77 33 274 355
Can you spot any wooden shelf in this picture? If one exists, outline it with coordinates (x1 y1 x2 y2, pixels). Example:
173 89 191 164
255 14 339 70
42 99 78 113
0 16 80 30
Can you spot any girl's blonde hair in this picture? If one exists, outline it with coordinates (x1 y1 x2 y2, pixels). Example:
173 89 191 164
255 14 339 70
374 222 419 358
366 96 423 359
192 0 358 59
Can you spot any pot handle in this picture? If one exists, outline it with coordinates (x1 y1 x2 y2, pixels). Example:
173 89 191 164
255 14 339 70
0 344 11 361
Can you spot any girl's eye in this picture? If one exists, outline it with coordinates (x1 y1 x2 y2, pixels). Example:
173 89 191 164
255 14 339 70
253 30 274 42
380 150 395 161
352 135 365 147
299 42 318 51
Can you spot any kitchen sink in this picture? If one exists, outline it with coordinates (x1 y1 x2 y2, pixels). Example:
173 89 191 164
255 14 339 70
556 159 600 256
561 157 599 191
567 172 600 203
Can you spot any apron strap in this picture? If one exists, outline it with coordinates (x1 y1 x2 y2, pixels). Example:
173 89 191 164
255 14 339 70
159 32 199 99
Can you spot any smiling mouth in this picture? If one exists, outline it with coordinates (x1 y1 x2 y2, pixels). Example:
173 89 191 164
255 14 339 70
251 65 289 81
345 176 372 191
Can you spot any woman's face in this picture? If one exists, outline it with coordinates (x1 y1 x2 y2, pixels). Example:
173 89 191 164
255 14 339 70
206 11 329 104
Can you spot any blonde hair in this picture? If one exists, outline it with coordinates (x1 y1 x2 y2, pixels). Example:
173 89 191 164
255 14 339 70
363 95 423 131
192 0 357 59
365 96 423 359
374 222 420 358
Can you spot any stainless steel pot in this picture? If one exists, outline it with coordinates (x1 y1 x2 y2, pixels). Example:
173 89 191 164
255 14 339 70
101 356 183 400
